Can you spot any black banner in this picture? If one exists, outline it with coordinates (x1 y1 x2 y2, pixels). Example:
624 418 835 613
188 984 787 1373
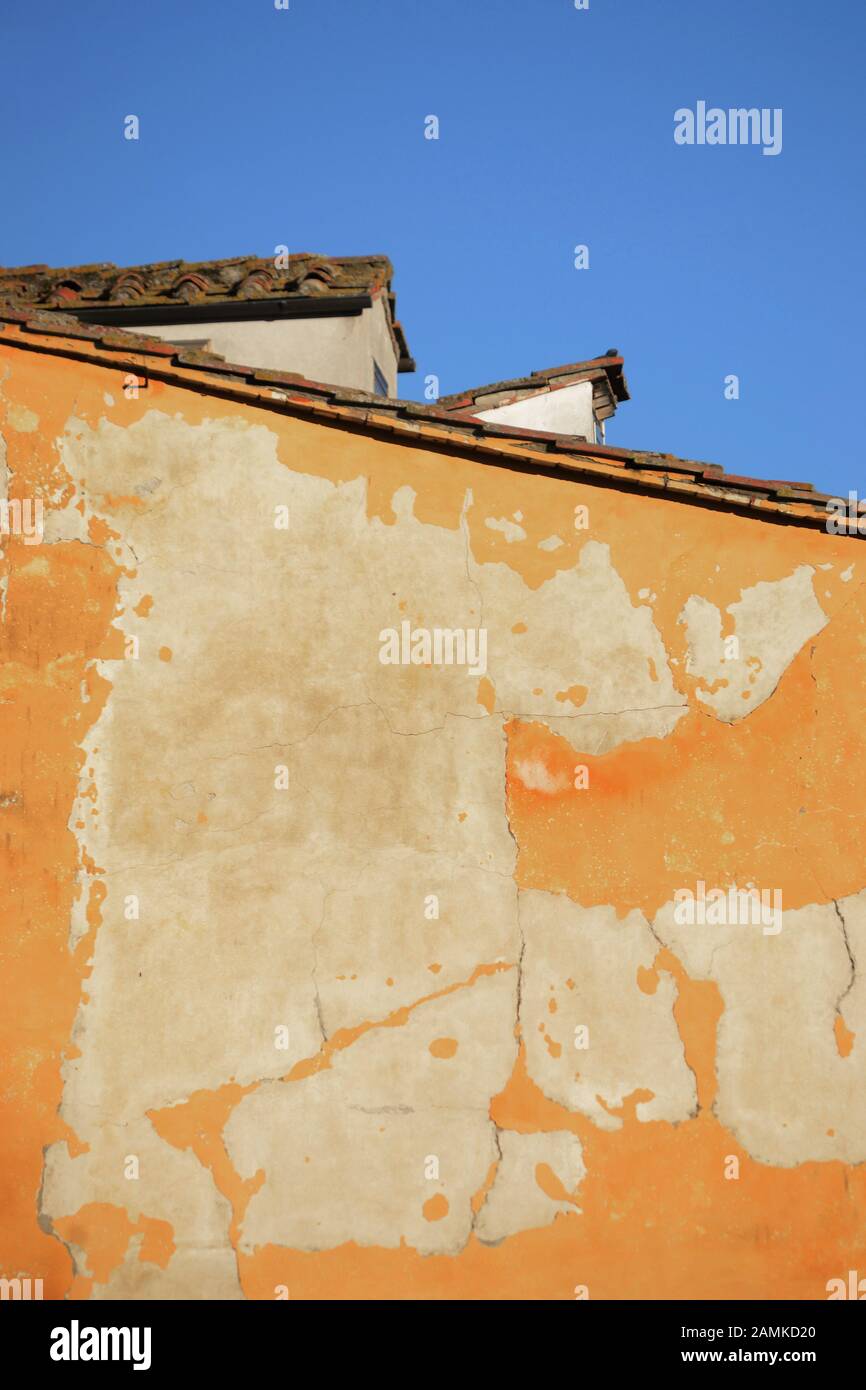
2 1298 861 1374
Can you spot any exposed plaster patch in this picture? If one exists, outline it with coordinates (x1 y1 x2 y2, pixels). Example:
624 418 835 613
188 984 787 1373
315 851 518 1032
475 1130 585 1243
485 515 527 543
679 566 828 721
224 972 517 1256
653 891 866 1165
513 758 571 794
472 538 687 746
519 891 696 1128
7 402 39 432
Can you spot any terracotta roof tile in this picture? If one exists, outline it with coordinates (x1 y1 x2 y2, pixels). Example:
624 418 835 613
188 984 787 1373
0 252 415 372
0 307 850 534
438 352 630 414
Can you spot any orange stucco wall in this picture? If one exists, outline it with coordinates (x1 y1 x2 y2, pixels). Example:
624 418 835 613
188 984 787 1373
1 331 864 1300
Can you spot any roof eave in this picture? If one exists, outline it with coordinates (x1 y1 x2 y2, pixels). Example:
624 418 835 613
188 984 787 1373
0 309 841 532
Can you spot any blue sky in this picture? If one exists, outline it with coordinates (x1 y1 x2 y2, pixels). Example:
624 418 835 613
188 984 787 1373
1 0 863 494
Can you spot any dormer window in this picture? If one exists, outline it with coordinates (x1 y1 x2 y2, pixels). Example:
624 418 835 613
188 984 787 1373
441 353 629 442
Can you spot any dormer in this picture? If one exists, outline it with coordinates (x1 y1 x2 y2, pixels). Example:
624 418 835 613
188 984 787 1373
438 351 629 444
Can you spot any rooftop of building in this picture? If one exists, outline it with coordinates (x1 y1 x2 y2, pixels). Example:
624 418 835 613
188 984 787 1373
0 253 415 372
0 305 842 533
438 352 629 422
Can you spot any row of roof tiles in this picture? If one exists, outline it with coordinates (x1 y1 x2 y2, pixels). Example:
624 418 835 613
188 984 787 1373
439 352 630 424
0 253 414 371
439 352 629 411
0 306 843 531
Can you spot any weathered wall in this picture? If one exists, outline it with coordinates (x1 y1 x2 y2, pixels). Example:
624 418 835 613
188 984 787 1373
1 336 864 1301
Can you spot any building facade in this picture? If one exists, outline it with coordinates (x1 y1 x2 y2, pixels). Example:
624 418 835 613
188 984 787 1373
0 281 864 1300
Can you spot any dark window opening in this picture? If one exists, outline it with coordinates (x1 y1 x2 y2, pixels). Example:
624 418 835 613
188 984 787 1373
373 360 389 397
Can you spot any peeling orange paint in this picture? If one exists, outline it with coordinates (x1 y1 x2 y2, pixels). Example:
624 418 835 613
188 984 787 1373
2 331 864 1303
470 1161 499 1216
52 1204 173 1300
232 972 866 1299
535 1161 578 1207
555 683 588 708
283 963 512 1084
476 675 496 713
0 350 123 1298
148 1084 262 1246
834 1015 856 1059
422 1195 449 1223
505 652 866 918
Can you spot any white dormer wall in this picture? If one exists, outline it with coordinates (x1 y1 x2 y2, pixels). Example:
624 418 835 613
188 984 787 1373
474 380 597 441
139 294 399 396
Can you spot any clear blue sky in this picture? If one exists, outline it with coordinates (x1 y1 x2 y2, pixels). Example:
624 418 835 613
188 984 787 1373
2 0 863 495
